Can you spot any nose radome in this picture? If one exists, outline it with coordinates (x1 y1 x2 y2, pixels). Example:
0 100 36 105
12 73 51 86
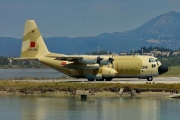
158 65 168 75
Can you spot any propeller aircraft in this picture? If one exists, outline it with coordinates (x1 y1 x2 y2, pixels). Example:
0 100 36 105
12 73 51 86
13 20 168 81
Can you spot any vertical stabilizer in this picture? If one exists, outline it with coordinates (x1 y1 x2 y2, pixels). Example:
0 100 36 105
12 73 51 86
20 20 49 58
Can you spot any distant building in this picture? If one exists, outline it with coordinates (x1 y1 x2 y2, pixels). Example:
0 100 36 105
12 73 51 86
119 52 127 55
161 51 170 56
150 50 161 56
134 53 140 55
143 52 154 56
172 51 180 56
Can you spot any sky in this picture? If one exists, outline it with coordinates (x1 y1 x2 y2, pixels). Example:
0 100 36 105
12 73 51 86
0 0 180 38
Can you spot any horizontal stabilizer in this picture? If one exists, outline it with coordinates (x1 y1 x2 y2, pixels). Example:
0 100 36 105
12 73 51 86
11 57 39 60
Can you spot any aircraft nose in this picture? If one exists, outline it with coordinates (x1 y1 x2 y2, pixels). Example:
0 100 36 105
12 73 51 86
158 65 168 75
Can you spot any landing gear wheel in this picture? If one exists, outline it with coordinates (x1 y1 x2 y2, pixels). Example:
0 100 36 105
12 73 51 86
147 76 153 81
96 79 104 81
88 79 94 81
105 78 112 81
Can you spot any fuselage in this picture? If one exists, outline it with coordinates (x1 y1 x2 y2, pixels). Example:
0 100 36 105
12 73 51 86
15 20 168 81
39 54 168 81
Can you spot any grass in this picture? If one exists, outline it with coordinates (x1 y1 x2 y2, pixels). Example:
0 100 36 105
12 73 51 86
0 81 180 94
161 66 180 76
0 66 179 95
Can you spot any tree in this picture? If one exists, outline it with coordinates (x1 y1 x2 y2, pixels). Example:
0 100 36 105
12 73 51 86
0 56 9 65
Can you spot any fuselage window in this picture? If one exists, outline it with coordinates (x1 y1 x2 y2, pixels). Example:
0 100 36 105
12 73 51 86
152 64 156 68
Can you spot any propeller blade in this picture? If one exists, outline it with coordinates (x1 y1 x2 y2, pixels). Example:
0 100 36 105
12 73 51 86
97 56 103 64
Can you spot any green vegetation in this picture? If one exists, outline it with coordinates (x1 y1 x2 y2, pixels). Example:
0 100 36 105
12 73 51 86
0 57 47 68
0 81 180 94
136 46 172 53
158 57 180 67
161 66 180 76
11 60 47 68
0 56 9 65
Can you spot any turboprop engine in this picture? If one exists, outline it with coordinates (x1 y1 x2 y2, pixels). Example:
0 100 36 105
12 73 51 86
77 58 97 64
77 57 114 65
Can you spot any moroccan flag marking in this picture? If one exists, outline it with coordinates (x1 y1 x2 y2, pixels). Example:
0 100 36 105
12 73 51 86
61 62 66 66
30 42 35 47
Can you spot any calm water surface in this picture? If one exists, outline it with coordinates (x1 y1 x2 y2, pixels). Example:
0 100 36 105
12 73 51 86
0 69 62 79
0 96 179 120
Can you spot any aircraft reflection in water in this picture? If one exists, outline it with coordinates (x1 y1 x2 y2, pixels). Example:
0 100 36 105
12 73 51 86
13 20 168 81
19 97 160 120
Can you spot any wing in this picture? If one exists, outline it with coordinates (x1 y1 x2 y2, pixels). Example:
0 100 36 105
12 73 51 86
54 56 83 61
46 53 100 65
45 53 112 65
46 53 84 61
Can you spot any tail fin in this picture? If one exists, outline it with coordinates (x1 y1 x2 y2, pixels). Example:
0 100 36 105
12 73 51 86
20 20 49 58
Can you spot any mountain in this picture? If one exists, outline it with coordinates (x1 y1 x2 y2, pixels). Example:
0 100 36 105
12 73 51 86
0 37 21 56
0 11 180 56
132 11 180 37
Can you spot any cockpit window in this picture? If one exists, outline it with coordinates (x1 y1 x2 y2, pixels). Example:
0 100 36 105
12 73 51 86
152 64 156 68
149 58 155 63
155 59 160 65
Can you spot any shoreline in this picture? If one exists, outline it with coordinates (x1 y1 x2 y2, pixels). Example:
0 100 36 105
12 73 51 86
0 89 174 99
0 80 179 98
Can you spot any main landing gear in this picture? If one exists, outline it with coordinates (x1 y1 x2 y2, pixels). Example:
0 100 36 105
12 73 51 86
88 78 112 81
147 76 153 81
138 76 153 81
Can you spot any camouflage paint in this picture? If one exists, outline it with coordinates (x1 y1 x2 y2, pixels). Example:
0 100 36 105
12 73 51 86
14 20 165 81
21 20 49 58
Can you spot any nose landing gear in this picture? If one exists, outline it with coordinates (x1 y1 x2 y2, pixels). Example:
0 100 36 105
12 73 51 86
147 76 153 81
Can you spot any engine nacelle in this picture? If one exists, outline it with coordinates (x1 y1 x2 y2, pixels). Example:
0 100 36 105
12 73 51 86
102 67 118 77
99 59 109 65
63 63 100 69
77 58 97 64
77 57 113 65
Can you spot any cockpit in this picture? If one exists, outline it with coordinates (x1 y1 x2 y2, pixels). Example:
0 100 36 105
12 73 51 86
149 57 168 75
148 57 162 68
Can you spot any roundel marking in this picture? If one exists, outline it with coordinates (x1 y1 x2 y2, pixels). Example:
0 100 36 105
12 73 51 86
61 62 66 66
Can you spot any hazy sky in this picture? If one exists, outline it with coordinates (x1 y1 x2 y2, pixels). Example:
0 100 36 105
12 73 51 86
0 0 180 38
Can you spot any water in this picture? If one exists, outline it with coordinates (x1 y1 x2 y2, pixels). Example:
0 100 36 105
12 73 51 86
0 96 179 120
0 69 62 79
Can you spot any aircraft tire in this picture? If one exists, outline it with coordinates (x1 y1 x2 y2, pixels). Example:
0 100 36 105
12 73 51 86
147 76 153 81
88 79 94 81
105 78 112 81
96 79 103 81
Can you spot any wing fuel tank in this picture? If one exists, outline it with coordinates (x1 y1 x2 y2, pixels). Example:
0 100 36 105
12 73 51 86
102 67 118 77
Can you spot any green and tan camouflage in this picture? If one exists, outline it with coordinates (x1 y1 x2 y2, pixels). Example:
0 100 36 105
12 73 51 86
13 20 168 81
21 20 49 58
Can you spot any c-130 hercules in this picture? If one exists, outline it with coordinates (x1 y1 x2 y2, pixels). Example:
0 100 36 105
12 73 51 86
13 20 168 81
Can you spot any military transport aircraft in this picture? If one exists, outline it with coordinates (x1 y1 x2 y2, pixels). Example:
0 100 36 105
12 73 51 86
13 20 168 81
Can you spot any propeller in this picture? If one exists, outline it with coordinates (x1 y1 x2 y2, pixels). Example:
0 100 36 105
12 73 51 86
108 51 114 68
96 48 114 67
96 47 103 64
97 56 103 64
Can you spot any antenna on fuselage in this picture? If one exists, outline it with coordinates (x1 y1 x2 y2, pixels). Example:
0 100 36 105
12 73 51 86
132 48 134 56
98 47 100 57
97 47 103 64
107 50 114 68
